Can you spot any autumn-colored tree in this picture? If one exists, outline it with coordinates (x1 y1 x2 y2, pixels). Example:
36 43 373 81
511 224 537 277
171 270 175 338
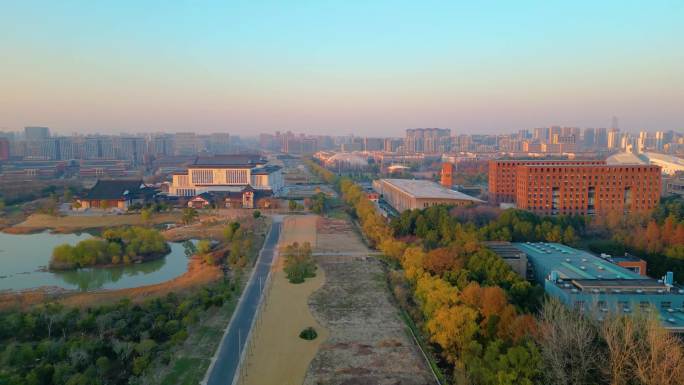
427 304 479 365
645 220 662 254
402 246 426 283
414 274 458 319
423 248 460 276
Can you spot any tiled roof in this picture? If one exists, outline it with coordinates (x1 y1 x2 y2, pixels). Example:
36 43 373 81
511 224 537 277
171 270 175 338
83 179 144 200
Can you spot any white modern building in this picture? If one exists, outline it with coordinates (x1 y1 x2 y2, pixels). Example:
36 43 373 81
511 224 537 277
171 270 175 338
168 155 283 197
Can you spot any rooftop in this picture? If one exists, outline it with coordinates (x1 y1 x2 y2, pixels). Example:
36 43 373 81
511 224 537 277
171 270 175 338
381 178 483 202
83 179 145 200
192 154 266 167
251 164 282 175
483 241 526 260
513 242 644 281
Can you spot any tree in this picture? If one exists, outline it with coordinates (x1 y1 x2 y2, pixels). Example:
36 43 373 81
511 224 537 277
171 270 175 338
283 242 316 283
140 208 153 223
427 304 479 364
182 207 198 225
197 239 212 255
536 299 601 385
252 210 261 219
423 248 460 276
288 200 298 211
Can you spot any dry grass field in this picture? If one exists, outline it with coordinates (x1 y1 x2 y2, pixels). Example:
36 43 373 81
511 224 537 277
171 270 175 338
7 212 183 233
303 217 434 385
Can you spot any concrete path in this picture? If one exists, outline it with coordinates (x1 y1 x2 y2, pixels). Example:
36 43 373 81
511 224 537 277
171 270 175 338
204 216 282 385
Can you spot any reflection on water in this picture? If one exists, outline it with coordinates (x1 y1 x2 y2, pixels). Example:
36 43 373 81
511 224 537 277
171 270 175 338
0 231 191 292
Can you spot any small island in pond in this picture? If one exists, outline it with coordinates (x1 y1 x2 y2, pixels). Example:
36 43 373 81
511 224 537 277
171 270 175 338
50 226 171 270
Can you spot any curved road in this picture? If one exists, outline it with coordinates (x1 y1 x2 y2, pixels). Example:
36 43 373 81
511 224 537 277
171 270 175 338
204 216 282 385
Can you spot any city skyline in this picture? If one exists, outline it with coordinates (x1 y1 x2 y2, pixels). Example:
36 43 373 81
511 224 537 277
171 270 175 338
1 1 683 135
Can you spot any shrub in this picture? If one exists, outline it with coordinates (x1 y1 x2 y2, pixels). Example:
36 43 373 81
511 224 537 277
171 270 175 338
283 242 316 283
299 327 318 340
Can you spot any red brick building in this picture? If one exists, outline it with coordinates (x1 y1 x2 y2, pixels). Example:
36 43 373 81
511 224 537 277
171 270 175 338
515 164 661 215
440 162 454 188
488 159 605 204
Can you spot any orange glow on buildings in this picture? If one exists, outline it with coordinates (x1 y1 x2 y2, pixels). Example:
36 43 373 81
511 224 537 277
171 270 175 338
489 160 662 215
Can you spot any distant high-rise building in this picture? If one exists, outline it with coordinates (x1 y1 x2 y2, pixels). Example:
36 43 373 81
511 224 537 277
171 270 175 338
595 127 608 148
149 134 175 157
364 137 384 152
655 131 665 151
607 128 620 149
583 128 596 149
209 133 231 154
174 132 198 155
405 128 450 153
24 126 50 141
0 138 9 161
384 138 402 152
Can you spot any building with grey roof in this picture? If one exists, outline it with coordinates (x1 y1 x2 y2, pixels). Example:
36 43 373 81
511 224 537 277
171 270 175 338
490 241 684 331
372 178 482 212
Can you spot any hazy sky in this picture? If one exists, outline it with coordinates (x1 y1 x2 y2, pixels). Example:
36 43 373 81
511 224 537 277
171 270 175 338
1 0 683 136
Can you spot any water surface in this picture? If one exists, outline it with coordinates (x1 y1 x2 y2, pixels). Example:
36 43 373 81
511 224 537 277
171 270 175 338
0 231 190 291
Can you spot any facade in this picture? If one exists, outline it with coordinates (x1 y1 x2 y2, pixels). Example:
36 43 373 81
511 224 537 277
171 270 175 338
168 155 283 198
488 159 606 205
373 178 482 212
440 162 454 188
503 242 684 331
405 128 451 153
515 164 661 216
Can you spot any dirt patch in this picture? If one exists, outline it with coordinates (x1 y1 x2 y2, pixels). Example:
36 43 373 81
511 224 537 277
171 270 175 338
303 257 434 385
315 217 368 254
241 256 328 385
8 212 183 233
280 215 318 247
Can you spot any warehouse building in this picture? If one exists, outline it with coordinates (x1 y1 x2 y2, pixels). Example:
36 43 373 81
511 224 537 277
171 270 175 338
490 241 684 331
372 178 482 212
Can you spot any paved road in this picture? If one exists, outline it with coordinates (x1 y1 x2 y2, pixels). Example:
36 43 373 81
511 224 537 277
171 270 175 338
204 217 282 385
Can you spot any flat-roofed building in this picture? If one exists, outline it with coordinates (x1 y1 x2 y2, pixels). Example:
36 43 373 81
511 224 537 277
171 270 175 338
503 242 684 331
168 154 283 197
372 178 482 212
488 159 605 205
515 164 661 216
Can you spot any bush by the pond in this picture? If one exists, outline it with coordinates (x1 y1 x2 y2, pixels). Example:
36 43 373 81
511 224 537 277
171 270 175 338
299 327 318 340
50 226 170 270
283 242 316 284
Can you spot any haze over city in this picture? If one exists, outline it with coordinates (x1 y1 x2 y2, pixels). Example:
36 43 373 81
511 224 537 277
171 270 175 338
4 2 684 385
2 0 683 135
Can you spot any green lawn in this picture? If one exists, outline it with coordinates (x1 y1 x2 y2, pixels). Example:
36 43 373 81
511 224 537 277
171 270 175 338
160 357 210 385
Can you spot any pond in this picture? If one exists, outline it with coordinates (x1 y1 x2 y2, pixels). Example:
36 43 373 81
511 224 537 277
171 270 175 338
0 231 192 292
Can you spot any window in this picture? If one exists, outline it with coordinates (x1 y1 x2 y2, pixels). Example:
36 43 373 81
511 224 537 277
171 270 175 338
661 301 672 309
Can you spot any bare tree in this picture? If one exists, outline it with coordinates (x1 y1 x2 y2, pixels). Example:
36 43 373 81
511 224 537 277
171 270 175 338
601 313 638 385
537 298 603 385
633 317 684 385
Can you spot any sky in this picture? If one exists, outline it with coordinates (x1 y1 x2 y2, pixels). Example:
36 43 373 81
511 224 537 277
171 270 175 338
1 0 683 136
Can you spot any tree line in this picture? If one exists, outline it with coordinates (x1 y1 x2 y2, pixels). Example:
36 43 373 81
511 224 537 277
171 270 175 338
306 159 684 385
0 283 236 385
